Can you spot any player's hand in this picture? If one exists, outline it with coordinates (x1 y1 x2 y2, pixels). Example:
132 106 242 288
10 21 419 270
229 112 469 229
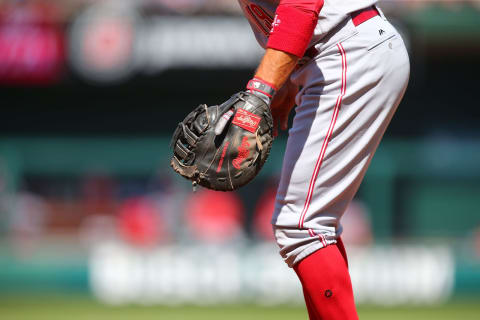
270 80 299 136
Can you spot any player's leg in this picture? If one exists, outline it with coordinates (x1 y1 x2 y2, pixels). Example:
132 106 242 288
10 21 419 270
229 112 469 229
294 239 358 320
335 237 349 268
272 14 410 266
302 288 321 320
272 13 409 319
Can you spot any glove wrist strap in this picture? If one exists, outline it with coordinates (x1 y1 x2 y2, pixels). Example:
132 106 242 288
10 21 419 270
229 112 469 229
246 77 277 105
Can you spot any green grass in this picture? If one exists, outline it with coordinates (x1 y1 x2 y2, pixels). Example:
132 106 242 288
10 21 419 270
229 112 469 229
0 296 479 320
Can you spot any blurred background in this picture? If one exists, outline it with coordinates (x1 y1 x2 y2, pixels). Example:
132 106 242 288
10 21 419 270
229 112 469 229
0 0 479 319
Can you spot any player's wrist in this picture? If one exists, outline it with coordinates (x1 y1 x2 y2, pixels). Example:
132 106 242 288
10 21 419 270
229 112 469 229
246 77 277 105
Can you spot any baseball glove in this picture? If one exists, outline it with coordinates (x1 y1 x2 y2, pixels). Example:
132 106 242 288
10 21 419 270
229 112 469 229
170 91 274 191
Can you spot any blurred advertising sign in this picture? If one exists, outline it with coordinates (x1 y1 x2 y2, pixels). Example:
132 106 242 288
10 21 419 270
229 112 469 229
89 243 454 306
0 2 64 85
69 2 263 84
69 3 139 84
137 16 263 71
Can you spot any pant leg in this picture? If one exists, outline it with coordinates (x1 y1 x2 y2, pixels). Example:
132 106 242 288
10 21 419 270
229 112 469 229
273 15 410 267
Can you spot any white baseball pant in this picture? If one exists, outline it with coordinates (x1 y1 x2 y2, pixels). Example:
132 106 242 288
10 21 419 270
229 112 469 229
272 13 410 267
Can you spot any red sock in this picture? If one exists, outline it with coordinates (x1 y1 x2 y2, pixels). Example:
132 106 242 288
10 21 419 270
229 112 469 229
293 238 358 320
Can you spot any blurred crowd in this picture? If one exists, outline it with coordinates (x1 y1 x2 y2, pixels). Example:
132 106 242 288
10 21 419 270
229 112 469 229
0 167 374 255
1 0 479 85
1 0 479 21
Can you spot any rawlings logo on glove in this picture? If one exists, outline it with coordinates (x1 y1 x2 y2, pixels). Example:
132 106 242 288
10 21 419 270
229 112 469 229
232 109 261 133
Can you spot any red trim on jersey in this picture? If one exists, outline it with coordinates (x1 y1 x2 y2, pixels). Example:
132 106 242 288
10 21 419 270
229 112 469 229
298 42 347 229
244 4 272 36
266 3 322 58
251 4 274 30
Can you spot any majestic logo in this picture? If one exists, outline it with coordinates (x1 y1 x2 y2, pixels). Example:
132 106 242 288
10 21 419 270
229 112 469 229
232 136 250 169
232 109 261 133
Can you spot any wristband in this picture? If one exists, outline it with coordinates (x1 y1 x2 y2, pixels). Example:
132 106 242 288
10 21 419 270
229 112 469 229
267 5 319 58
246 77 277 104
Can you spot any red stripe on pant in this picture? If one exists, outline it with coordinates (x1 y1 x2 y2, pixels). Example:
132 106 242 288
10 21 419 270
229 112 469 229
298 42 347 229
293 238 358 320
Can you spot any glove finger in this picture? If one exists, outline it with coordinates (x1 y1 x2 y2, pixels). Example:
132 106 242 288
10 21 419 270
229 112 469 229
213 93 244 136
218 93 240 115
182 123 199 147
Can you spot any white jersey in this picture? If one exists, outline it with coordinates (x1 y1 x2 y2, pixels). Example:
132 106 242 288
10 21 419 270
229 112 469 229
238 0 377 50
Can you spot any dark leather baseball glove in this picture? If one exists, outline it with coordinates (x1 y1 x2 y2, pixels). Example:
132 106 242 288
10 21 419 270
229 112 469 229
170 91 274 191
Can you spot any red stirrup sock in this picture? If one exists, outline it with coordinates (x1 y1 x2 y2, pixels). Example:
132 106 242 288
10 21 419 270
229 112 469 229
293 239 359 320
